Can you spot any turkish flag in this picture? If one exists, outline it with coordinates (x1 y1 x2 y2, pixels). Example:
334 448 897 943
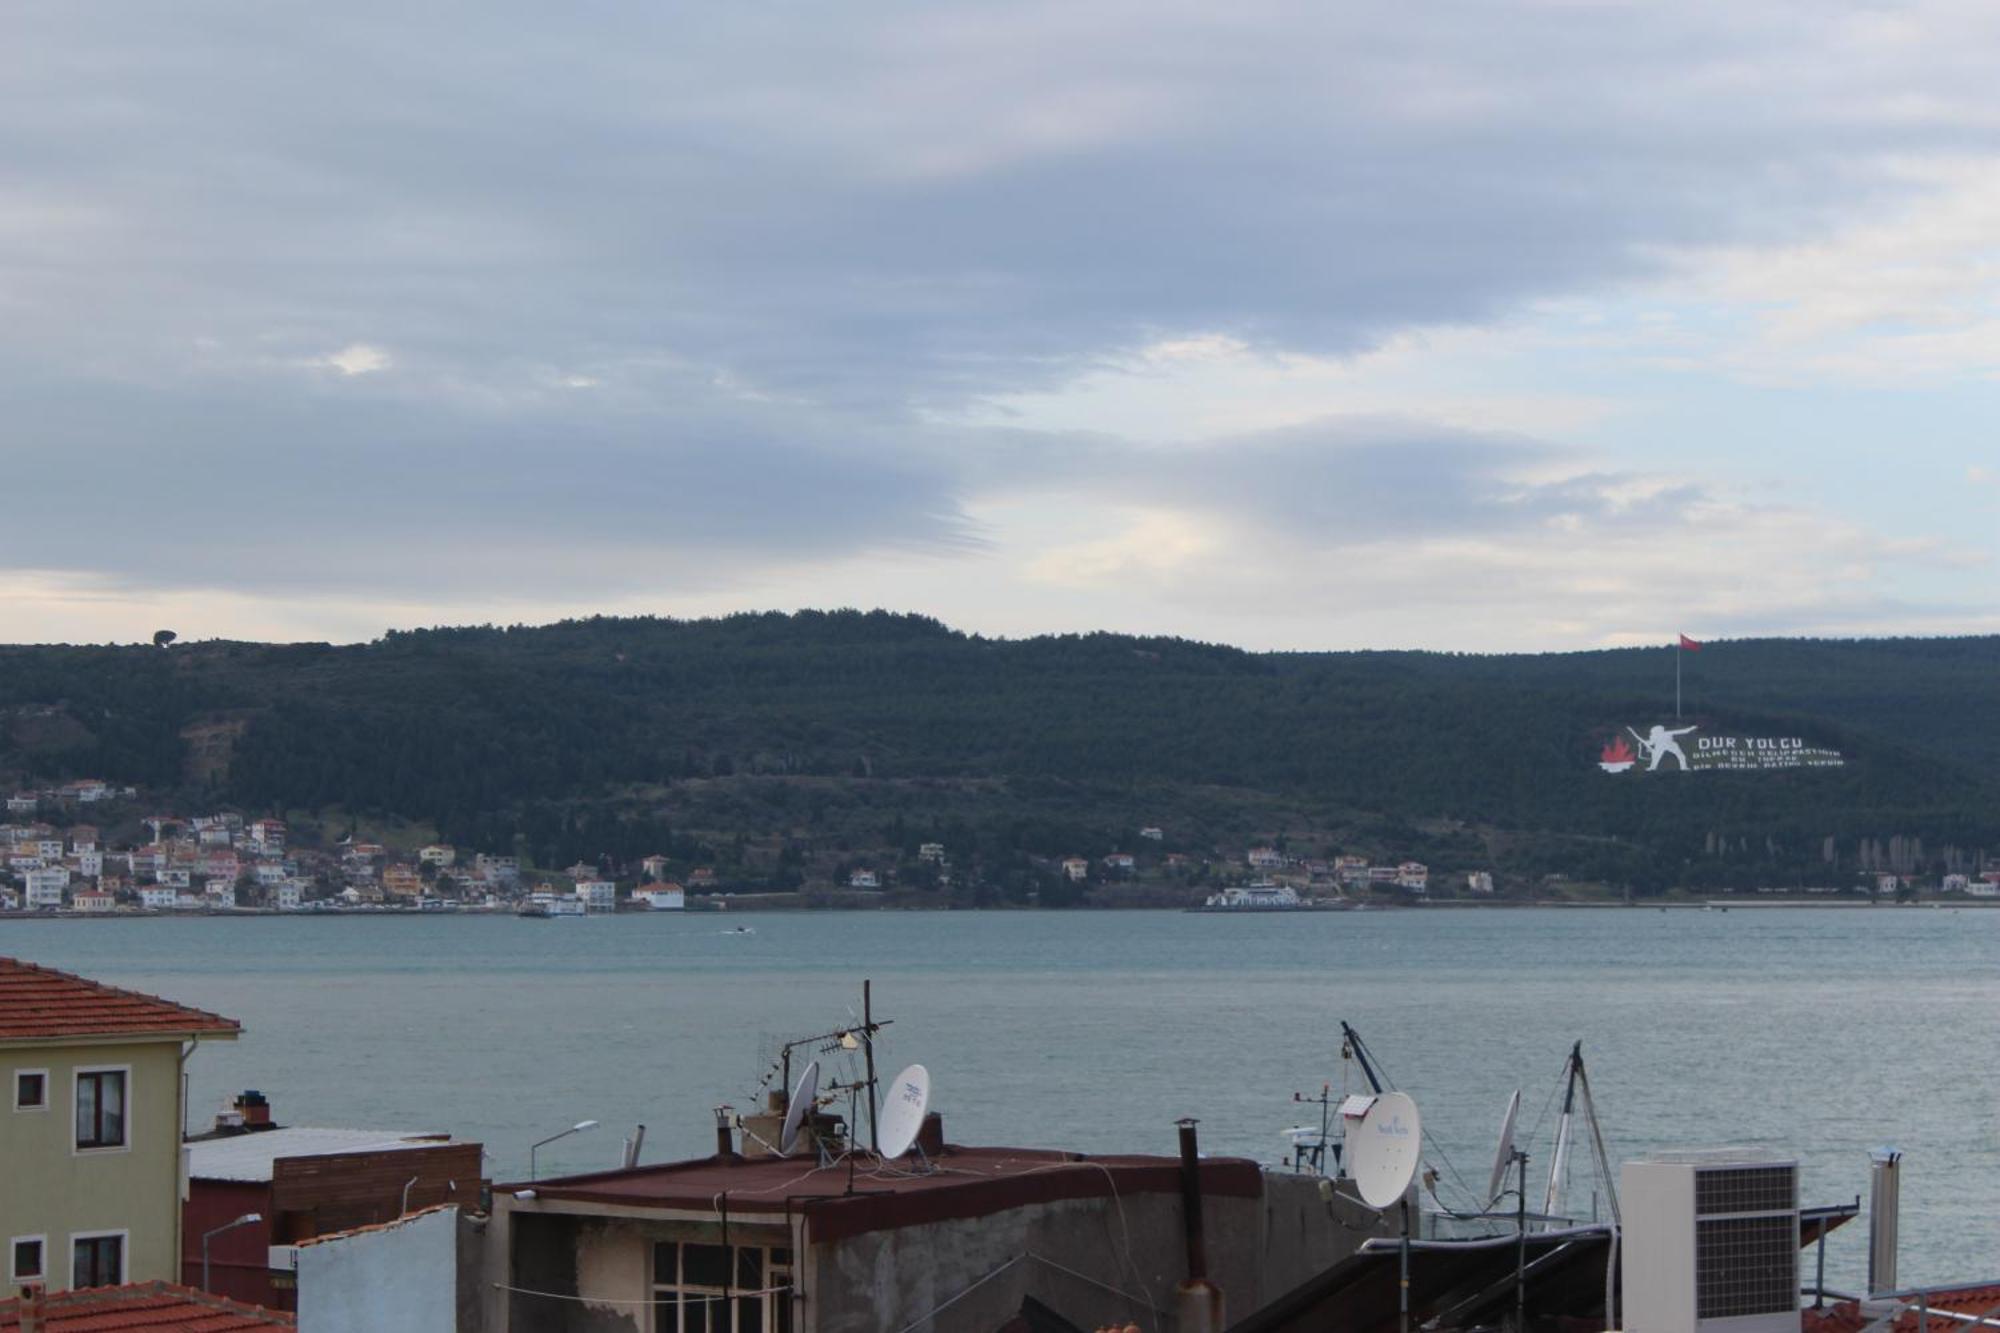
1679 634 1702 652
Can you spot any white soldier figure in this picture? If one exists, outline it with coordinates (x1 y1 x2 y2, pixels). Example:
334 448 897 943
1628 723 1698 771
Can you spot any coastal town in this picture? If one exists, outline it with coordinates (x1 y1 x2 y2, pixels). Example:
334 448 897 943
6 779 1999 919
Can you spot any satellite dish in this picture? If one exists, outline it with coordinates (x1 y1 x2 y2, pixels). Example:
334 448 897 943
1486 1089 1521 1208
877 1063 930 1159
1351 1091 1422 1209
780 1060 820 1157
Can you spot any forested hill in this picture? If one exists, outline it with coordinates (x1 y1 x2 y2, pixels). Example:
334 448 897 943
3 612 1998 890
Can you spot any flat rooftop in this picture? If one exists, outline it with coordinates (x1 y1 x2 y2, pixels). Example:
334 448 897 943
508 1144 1261 1244
188 1127 452 1182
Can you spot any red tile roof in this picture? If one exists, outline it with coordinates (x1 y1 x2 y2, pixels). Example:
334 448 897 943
0 1282 292 1331
0 958 240 1043
1803 1284 2000 1333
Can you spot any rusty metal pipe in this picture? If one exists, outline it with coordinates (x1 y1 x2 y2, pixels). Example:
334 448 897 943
1178 1118 1209 1281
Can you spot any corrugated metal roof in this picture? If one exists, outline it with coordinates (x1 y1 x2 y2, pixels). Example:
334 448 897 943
0 957 240 1043
187 1128 450 1182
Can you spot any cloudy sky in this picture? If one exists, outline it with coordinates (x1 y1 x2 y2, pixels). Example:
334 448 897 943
6 1 1998 650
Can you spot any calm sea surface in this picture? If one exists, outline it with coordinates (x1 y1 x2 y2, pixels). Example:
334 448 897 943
4 907 1993 1289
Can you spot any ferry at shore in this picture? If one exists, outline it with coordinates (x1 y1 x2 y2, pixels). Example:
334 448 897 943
1188 880 1307 912
517 893 585 919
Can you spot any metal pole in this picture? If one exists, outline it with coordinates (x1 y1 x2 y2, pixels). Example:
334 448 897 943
1516 1150 1530 1331
1676 642 1682 719
1400 1196 1412 1333
1815 1223 1828 1309
863 979 879 1155
202 1232 212 1294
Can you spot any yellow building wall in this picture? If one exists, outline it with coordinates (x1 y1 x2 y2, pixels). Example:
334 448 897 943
0 1039 188 1290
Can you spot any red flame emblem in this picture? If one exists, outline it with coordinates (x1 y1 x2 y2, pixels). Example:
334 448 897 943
1599 735 1636 772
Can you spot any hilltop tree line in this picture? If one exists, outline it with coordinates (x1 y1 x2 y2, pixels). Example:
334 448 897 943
2 612 1997 892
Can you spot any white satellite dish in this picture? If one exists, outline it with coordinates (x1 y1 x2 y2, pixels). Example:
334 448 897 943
1351 1090 1422 1209
877 1063 930 1159
780 1060 820 1157
1486 1089 1521 1208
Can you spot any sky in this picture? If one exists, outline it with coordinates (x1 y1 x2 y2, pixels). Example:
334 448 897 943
5 1 1998 652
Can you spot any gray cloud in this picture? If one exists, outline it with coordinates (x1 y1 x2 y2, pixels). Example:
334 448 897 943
4 1 1998 621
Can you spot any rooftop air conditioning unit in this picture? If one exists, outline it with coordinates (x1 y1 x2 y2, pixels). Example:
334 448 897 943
1623 1151 1800 1333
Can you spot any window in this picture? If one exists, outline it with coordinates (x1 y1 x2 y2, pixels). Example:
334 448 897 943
71 1233 123 1288
9 1236 43 1284
14 1070 47 1111
74 1069 127 1150
651 1242 791 1333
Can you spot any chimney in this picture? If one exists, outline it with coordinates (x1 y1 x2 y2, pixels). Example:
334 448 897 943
1868 1147 1901 1296
713 1106 737 1162
1173 1119 1226 1333
235 1089 272 1130
18 1283 43 1333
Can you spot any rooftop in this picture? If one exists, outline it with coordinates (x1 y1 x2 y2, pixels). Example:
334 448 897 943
1804 1283 2000 1333
507 1143 1261 1245
0 1282 293 1331
0 957 240 1044
186 1127 451 1183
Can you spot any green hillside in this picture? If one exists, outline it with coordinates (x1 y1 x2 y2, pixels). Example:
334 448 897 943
3 612 1996 895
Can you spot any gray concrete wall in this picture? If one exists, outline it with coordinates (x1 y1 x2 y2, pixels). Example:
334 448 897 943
806 1192 1265 1333
298 1204 460 1333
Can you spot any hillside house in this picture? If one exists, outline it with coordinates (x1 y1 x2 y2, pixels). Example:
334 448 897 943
577 880 617 912
417 844 455 867
847 869 880 889
1060 857 1089 882
918 842 946 864
1247 846 1284 869
1139 826 1164 841
1102 852 1136 874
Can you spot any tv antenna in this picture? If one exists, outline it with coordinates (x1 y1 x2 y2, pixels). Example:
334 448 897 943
1285 1082 1336 1174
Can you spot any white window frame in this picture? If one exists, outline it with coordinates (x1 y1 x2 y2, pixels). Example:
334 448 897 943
71 1064 132 1156
13 1067 49 1112
68 1228 127 1289
650 1241 792 1333
8 1233 46 1284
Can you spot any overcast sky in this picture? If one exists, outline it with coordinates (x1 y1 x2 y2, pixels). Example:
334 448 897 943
6 1 1998 650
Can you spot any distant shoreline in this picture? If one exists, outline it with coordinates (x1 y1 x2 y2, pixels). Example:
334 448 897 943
1 896 1984 922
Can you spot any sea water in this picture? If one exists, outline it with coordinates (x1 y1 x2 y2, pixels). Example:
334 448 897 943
5 906 1993 1288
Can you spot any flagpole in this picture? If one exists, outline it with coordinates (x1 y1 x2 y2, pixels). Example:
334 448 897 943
1675 639 1682 719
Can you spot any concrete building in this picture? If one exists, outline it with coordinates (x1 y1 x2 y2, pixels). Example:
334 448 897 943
577 880 618 912
482 1118 1381 1333
637 883 686 911
846 868 880 889
182 1103 478 1312
0 957 240 1291
23 867 69 910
